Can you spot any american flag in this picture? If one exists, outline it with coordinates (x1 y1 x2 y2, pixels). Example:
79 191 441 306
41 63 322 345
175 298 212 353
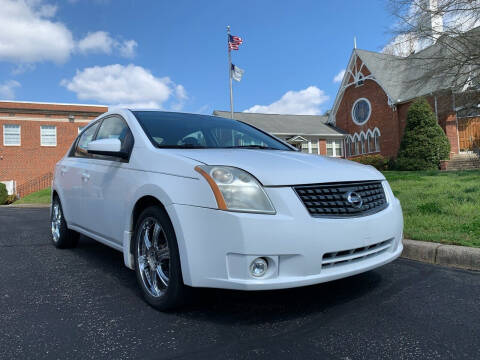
228 34 243 50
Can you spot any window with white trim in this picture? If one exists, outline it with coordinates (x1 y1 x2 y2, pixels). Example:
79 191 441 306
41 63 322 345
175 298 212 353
356 72 364 86
345 137 352 157
311 140 319 154
301 142 309 153
367 133 373 153
352 98 371 125
40 125 57 146
326 139 343 157
360 133 366 154
3 124 21 146
374 131 381 152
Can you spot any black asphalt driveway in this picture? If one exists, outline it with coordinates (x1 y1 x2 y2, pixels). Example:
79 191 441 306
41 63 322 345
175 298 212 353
0 207 479 359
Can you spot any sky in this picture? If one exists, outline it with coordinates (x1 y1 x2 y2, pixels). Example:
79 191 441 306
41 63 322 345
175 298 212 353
0 0 397 115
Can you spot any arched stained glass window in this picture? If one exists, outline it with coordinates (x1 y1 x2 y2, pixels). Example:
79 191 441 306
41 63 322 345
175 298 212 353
360 133 366 154
367 132 373 153
374 131 381 152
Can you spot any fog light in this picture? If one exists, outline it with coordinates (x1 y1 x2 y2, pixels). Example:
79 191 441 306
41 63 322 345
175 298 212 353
250 257 268 277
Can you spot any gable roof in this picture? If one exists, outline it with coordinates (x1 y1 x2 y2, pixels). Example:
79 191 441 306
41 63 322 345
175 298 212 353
330 26 480 124
354 50 407 102
356 47 460 103
212 111 345 137
356 27 480 103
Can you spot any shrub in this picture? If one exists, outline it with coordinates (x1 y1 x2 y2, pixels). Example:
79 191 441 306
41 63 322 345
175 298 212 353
350 154 389 170
4 194 17 205
396 98 450 170
0 183 7 205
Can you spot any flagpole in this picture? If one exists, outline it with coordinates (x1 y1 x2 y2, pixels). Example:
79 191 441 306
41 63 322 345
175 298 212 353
227 25 234 119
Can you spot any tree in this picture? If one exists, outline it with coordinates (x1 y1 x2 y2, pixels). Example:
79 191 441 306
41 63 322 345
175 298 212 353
0 183 7 205
396 98 451 170
384 0 480 96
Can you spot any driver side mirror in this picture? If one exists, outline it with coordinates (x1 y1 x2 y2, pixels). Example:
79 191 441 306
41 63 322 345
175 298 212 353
87 138 128 159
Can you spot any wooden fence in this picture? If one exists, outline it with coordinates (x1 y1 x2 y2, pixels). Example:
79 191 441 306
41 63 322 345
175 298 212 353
458 117 480 152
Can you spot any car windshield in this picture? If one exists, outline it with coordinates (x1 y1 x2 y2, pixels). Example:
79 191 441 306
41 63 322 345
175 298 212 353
132 111 292 151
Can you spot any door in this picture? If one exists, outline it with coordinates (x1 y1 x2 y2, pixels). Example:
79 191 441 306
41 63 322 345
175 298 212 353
60 121 100 227
458 117 480 151
81 115 135 245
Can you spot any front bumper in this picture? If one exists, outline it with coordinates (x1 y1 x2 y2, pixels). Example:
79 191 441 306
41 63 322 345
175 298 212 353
167 185 404 290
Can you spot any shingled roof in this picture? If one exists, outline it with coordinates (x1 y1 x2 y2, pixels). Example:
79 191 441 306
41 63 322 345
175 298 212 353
356 49 453 103
355 26 480 103
212 111 345 137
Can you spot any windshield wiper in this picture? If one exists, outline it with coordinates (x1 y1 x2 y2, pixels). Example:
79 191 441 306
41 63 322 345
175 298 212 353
222 145 280 150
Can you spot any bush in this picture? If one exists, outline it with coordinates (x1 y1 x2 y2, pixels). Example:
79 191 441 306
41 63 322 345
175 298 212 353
4 194 17 205
396 98 450 170
0 183 7 205
350 154 389 170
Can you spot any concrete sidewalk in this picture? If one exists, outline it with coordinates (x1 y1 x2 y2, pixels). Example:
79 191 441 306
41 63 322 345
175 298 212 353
402 239 480 271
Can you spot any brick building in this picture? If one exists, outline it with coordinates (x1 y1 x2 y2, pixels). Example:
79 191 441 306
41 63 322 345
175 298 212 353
213 111 346 157
0 101 107 194
328 28 480 160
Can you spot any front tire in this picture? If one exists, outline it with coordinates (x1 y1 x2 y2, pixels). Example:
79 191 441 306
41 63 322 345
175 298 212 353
51 197 79 249
134 206 187 311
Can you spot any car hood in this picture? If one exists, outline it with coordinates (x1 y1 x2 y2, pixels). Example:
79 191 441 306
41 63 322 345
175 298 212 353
165 149 385 186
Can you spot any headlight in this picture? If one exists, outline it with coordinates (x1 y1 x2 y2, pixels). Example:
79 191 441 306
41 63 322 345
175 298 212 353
382 180 393 204
195 165 276 214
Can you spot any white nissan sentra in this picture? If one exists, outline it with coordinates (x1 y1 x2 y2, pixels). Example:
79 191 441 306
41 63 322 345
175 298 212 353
51 109 403 310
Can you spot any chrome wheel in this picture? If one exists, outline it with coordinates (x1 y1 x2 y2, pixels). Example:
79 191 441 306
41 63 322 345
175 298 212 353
51 202 62 242
137 217 170 297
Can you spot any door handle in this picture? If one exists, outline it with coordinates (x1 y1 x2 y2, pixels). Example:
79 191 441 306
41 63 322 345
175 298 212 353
60 166 68 175
81 172 90 181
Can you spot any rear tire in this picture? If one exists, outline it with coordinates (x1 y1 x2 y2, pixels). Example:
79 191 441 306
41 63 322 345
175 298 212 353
51 197 79 249
134 205 187 311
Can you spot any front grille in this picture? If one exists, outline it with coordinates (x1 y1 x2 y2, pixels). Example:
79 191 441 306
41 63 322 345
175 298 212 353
294 181 387 218
322 239 393 269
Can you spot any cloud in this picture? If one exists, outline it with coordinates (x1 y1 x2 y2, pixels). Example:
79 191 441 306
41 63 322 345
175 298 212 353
244 86 329 115
77 31 114 54
34 2 57 17
12 63 36 75
0 1 138 64
0 80 21 100
0 0 74 63
118 39 137 58
196 105 210 114
77 31 137 58
333 69 346 83
68 0 111 4
382 33 419 57
61 64 187 109
170 84 188 111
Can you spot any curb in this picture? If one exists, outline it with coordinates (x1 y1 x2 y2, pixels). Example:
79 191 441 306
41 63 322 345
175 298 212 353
5 203 51 208
402 239 480 271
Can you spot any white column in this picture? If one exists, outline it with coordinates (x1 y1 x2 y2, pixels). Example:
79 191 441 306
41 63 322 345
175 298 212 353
308 141 312 154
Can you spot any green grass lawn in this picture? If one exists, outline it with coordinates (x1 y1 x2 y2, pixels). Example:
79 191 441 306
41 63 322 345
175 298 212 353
14 188 52 205
384 170 480 248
